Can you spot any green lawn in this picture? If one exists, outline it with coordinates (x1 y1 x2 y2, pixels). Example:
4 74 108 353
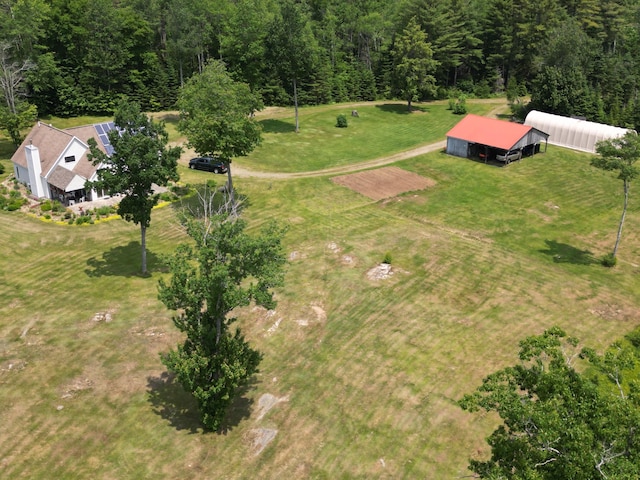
1 100 639 479
240 101 499 172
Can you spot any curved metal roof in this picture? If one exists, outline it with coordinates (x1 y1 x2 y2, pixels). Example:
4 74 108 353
524 110 633 153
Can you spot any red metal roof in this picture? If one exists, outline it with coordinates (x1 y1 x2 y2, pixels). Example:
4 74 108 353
446 114 534 150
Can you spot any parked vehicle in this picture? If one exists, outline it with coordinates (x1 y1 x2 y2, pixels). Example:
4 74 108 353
496 149 522 163
188 157 228 173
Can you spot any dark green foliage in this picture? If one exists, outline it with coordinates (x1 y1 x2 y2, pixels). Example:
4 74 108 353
382 252 392 264
448 94 467 113
460 327 640 479
0 0 638 127
87 100 181 274
391 16 438 111
178 60 262 214
178 61 262 164
625 328 640 348
473 81 491 98
601 253 617 267
452 95 467 115
0 103 37 147
336 114 348 128
159 211 287 431
530 66 596 118
162 325 262 431
266 0 320 132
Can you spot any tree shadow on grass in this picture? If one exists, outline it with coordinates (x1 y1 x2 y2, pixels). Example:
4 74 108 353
260 118 296 134
147 371 257 435
540 239 598 265
147 372 203 434
375 103 429 114
496 112 513 121
85 241 166 277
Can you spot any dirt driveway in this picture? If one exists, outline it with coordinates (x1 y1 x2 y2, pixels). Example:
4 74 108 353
231 140 447 180
231 100 508 180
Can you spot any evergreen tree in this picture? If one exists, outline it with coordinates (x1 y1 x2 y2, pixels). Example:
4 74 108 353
391 16 438 111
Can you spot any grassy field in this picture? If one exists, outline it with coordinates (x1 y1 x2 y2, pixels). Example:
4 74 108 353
240 101 500 173
1 100 639 479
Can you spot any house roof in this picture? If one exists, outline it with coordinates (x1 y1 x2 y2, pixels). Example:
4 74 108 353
65 125 105 179
12 123 74 174
11 122 107 181
48 166 76 191
446 114 540 150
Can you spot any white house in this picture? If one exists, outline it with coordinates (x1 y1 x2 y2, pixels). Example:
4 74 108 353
11 121 116 205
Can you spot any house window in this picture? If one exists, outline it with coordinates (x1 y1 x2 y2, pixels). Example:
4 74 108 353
64 155 76 163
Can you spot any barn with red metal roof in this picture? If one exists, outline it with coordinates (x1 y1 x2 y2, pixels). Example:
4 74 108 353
446 114 549 164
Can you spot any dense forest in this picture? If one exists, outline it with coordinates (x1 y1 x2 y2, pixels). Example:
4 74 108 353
2 0 640 131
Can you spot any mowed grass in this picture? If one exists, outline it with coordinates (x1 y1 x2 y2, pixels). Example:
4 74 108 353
240 101 499 172
1 100 640 479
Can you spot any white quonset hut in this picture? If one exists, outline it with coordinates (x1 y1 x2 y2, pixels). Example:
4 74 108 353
524 110 634 153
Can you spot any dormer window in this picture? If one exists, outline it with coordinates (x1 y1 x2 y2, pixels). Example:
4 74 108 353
64 155 76 163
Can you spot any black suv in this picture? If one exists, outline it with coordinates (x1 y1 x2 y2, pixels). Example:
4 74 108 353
188 157 228 173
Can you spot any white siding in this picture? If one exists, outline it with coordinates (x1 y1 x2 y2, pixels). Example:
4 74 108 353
56 138 88 172
14 164 29 184
66 175 87 193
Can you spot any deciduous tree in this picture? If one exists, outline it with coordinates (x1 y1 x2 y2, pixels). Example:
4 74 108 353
459 327 640 479
158 203 287 431
87 100 181 275
591 131 640 260
177 59 262 214
0 42 36 145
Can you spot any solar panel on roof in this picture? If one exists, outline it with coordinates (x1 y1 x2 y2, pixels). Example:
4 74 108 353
94 122 124 156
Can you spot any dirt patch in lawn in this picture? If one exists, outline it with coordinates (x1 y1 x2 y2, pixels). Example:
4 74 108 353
331 166 436 200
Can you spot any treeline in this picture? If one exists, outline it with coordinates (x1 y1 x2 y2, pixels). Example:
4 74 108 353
2 0 640 128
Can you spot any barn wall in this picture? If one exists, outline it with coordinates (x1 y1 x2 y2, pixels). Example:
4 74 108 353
511 131 548 151
446 138 469 158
